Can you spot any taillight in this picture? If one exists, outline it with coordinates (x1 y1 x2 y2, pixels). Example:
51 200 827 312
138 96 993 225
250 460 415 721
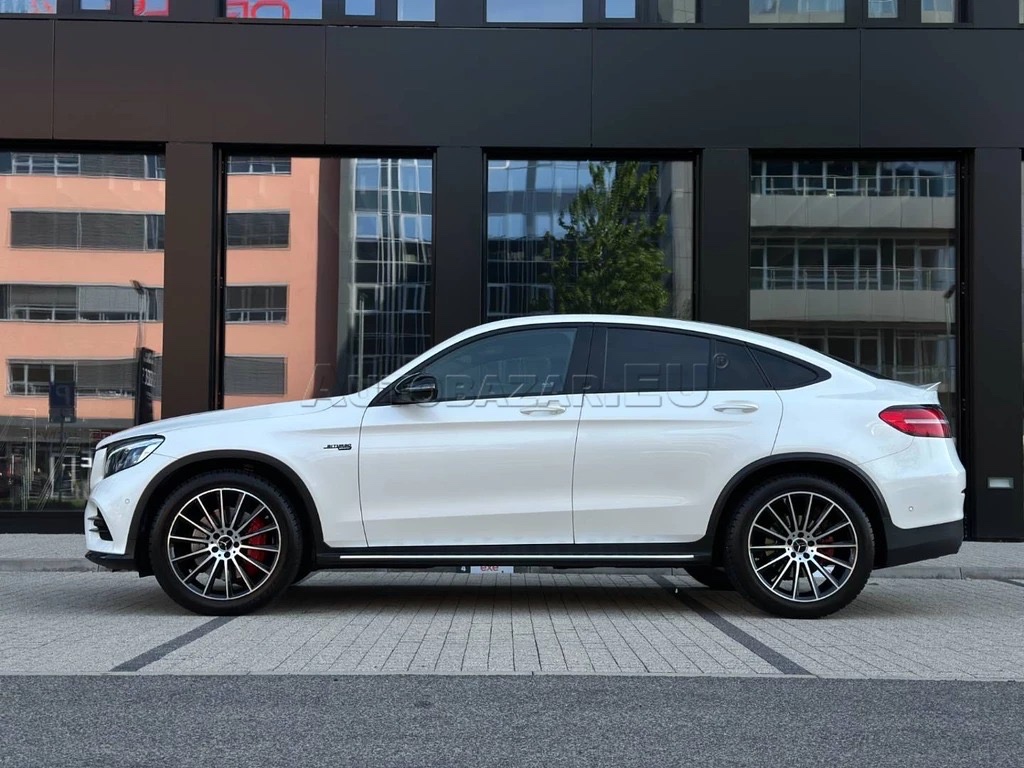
879 405 951 438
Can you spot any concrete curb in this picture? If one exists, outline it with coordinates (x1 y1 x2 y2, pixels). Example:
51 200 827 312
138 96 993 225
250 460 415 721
1 558 1021 580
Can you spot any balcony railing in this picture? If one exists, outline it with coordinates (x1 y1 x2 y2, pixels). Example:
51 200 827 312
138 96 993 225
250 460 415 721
751 265 956 292
751 173 956 198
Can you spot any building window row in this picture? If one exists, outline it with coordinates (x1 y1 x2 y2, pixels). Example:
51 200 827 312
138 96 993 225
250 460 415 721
0 283 289 323
10 211 166 252
0 283 164 322
751 159 956 198
6 355 284 397
0 153 165 180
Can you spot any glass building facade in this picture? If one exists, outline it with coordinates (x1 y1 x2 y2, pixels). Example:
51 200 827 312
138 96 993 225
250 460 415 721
0 1 1021 539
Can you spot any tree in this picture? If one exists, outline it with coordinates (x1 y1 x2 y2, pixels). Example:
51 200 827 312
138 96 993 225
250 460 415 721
544 161 670 316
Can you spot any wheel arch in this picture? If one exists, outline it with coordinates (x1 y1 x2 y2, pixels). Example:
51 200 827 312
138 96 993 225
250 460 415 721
705 453 891 569
129 450 323 577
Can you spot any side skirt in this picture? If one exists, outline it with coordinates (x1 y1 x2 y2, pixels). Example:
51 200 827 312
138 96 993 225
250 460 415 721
314 543 712 570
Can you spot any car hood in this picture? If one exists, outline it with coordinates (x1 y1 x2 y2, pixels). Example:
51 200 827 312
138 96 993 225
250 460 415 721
96 397 346 449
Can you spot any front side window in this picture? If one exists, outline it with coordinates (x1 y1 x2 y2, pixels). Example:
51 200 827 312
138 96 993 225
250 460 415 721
601 328 710 393
421 328 577 401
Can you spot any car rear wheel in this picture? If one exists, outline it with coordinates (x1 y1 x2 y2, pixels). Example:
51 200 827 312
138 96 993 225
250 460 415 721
682 565 735 590
150 470 302 616
724 474 874 619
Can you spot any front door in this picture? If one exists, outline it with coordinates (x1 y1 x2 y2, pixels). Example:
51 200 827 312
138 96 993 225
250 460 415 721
572 325 784 544
358 324 590 547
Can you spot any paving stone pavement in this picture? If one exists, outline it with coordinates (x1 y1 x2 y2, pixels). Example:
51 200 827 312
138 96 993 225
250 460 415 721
2 569 1023 679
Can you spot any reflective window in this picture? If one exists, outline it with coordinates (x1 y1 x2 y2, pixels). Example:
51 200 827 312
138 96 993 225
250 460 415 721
422 328 577 401
749 0 845 23
487 0 583 23
398 0 433 21
0 150 165 516
749 348 821 389
605 0 635 18
868 0 897 17
345 0 374 15
922 0 958 23
601 328 709 393
654 0 697 21
225 0 322 19
0 1 55 13
80 0 111 9
750 157 959 434
223 155 432 407
487 159 694 323
134 0 169 14
711 339 770 391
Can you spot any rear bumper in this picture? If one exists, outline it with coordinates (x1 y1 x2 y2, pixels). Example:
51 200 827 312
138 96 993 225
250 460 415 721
85 550 137 572
881 518 964 568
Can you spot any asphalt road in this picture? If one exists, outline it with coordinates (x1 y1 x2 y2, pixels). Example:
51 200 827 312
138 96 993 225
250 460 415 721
2 675 1021 768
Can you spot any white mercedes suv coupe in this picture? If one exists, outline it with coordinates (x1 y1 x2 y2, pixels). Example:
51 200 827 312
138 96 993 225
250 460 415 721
85 315 966 619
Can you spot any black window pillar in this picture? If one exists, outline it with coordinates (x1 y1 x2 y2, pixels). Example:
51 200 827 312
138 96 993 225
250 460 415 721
697 148 750 328
432 146 484 342
967 148 1024 539
162 142 222 417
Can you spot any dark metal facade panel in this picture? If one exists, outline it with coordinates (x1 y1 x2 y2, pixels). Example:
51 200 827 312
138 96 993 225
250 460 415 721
325 27 592 148
53 21 326 143
967 148 1024 539
592 30 862 149
161 142 221 417
860 30 1024 148
697 149 750 328
433 147 485 338
0 20 55 139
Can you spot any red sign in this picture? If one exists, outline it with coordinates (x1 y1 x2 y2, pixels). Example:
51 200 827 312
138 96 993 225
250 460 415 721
225 0 294 18
134 0 169 15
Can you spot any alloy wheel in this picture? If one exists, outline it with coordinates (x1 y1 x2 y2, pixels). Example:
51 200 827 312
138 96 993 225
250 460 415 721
746 490 858 603
165 487 282 601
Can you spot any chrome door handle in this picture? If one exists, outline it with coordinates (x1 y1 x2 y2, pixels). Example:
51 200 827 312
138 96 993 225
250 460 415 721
713 402 759 414
520 404 567 416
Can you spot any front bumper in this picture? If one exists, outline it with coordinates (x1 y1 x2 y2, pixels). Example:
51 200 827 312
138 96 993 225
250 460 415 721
85 551 137 571
881 517 964 568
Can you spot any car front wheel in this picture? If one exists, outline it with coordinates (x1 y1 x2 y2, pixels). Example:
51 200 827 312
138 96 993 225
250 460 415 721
150 470 302 615
724 474 874 619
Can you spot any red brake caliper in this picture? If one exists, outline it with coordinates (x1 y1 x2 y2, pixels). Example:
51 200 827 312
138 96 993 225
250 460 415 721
241 516 268 578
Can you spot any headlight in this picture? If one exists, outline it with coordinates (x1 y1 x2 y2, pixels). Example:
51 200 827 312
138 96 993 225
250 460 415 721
104 437 163 477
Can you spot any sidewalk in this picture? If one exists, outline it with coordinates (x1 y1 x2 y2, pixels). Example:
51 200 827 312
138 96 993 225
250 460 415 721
0 533 1021 578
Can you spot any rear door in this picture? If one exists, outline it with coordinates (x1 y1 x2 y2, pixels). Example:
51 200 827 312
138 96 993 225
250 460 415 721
571 325 784 544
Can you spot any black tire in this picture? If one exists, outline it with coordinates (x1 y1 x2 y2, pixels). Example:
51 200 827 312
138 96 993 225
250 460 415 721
150 470 303 616
291 565 315 585
723 474 874 619
682 565 735 590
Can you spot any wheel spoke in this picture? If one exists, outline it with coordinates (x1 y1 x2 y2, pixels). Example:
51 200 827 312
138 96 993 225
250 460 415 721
232 559 255 593
201 560 218 596
755 552 790 573
239 525 278 541
171 549 208 564
749 545 788 550
816 552 854 570
770 560 793 591
767 504 793 536
228 491 246 530
174 512 211 535
223 560 231 600
195 497 218 531
240 544 279 555
807 502 835 537
785 494 800 532
820 543 857 549
817 521 851 539
183 554 214 583
237 504 269 532
791 564 800 599
810 558 841 589
218 489 227 528
236 552 271 575
169 535 208 545
804 561 820 599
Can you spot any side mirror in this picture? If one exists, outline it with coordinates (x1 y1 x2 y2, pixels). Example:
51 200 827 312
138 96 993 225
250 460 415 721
393 374 438 404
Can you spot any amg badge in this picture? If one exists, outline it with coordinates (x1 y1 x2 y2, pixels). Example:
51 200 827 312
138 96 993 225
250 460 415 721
324 443 352 451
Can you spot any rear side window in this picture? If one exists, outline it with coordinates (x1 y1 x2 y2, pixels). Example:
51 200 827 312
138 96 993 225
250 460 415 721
750 347 822 390
711 339 769 391
603 328 710 393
